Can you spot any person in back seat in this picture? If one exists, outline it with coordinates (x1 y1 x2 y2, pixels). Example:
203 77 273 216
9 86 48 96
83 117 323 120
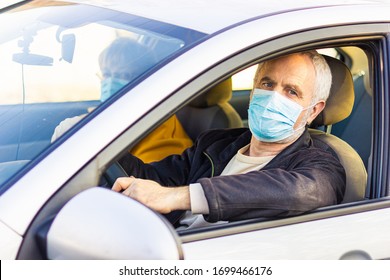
112 51 346 229
51 37 193 163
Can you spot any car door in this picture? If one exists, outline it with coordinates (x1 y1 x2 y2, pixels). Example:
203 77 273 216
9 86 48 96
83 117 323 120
178 29 390 259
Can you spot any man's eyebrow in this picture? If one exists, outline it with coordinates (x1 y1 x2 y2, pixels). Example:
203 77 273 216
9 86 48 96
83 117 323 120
259 76 274 83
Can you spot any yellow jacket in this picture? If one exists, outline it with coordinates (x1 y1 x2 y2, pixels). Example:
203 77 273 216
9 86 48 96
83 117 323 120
130 115 193 163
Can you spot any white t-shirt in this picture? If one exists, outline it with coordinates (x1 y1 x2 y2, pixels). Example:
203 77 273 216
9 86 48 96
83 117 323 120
51 114 86 142
51 107 95 142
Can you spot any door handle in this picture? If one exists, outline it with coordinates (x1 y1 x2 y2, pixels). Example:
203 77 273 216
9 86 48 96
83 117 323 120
340 250 372 260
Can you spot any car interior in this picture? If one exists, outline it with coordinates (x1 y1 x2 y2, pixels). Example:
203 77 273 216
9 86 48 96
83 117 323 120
176 77 243 141
308 54 367 203
172 46 372 232
175 48 370 205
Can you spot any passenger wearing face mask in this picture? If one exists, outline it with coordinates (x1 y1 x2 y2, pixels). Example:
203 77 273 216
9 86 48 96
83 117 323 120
51 37 193 163
98 37 154 103
112 51 346 229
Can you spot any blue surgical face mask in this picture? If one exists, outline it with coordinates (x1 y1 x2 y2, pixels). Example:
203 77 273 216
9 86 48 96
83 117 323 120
100 77 129 102
248 89 310 142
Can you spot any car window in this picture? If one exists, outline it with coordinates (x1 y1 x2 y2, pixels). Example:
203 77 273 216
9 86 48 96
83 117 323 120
229 47 372 168
0 1 206 188
173 45 372 233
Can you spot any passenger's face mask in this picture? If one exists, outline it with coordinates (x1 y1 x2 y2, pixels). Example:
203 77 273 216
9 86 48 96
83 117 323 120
100 77 129 102
248 89 313 142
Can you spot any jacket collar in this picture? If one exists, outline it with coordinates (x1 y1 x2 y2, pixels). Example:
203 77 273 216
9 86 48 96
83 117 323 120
261 128 312 169
205 128 311 175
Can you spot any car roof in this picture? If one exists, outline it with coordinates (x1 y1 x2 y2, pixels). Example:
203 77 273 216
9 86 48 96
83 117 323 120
65 0 390 33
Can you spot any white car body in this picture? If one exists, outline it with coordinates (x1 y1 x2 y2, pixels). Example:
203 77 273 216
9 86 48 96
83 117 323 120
1 0 390 259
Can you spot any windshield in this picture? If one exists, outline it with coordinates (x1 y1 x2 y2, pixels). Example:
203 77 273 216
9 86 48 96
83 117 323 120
0 1 206 188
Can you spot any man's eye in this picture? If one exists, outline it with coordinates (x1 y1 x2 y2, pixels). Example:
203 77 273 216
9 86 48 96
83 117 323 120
288 89 298 96
262 82 273 88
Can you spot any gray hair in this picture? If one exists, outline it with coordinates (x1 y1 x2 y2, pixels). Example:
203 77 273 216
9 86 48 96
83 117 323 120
303 50 332 103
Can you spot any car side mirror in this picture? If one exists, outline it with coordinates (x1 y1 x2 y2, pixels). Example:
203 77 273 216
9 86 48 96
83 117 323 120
44 187 183 259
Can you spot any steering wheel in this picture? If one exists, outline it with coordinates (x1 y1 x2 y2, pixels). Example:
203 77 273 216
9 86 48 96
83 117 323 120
103 161 184 226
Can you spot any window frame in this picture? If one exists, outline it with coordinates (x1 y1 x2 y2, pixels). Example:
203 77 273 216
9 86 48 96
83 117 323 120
171 28 390 241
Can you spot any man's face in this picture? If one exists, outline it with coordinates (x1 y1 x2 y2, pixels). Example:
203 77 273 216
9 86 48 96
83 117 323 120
253 54 317 129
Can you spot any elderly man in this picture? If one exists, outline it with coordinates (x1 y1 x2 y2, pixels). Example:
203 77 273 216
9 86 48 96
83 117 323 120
113 51 346 228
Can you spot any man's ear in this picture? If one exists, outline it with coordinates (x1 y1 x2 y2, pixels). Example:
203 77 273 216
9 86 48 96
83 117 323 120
307 100 326 124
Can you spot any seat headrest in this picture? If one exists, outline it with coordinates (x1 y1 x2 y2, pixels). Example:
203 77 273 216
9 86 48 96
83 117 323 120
311 55 354 127
189 78 232 108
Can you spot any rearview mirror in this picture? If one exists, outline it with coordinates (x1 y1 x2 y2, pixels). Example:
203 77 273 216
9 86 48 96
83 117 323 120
60 34 75 63
45 187 183 259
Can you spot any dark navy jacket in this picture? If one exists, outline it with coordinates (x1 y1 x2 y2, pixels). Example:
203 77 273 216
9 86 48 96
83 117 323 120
119 127 346 222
